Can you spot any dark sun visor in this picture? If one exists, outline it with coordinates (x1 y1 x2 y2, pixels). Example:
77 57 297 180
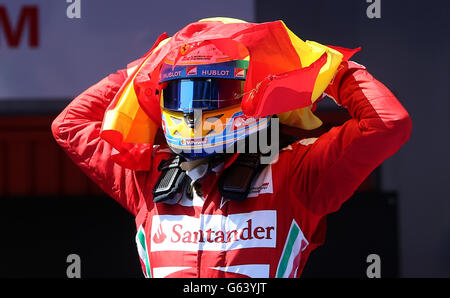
162 78 245 112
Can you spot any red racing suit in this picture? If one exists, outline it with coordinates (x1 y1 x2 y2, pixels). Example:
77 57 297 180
52 61 412 278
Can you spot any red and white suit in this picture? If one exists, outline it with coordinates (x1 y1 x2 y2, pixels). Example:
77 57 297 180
52 61 412 278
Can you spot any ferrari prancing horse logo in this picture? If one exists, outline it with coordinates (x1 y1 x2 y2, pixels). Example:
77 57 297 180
180 44 190 55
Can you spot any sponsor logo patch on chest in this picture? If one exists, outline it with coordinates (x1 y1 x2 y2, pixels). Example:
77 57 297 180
150 210 277 252
248 165 273 197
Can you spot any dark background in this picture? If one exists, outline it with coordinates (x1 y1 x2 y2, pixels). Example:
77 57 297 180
0 0 449 278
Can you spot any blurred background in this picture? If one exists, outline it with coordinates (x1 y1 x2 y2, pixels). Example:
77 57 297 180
0 0 448 278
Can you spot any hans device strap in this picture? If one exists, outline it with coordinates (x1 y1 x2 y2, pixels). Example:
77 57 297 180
152 155 188 203
152 154 225 203
152 153 263 203
218 153 263 202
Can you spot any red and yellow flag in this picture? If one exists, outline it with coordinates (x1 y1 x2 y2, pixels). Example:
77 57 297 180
101 17 360 170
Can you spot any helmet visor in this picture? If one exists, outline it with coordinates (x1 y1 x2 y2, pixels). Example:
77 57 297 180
162 78 244 112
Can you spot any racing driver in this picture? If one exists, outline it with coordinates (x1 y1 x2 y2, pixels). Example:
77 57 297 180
52 18 412 278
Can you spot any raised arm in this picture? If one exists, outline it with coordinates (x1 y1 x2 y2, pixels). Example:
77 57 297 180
51 70 144 215
289 61 412 216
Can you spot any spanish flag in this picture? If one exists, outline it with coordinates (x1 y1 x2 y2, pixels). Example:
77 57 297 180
101 17 360 170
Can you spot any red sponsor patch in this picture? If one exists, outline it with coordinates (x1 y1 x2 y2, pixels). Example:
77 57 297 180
186 66 197 75
234 68 246 78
